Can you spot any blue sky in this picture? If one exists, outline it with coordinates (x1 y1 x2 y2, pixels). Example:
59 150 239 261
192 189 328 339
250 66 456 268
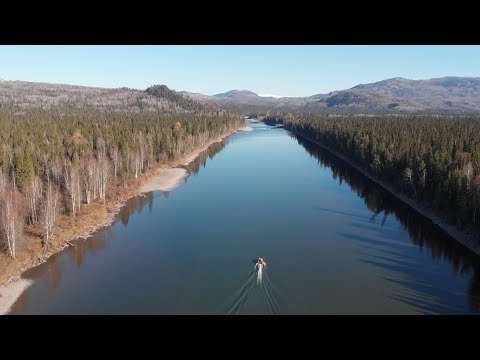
0 45 479 97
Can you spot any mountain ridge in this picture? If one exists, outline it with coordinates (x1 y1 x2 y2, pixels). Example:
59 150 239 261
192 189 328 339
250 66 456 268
1 77 480 114
0 80 214 113
181 76 480 113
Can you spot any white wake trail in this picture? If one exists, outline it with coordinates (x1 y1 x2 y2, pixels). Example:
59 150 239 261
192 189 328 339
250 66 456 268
226 261 282 315
257 263 263 284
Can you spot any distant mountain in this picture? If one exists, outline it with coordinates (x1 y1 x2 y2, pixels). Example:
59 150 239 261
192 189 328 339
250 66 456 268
181 77 480 113
347 76 480 112
308 93 329 101
213 89 258 99
3 77 478 115
0 81 209 113
178 91 215 101
182 89 311 112
306 90 426 112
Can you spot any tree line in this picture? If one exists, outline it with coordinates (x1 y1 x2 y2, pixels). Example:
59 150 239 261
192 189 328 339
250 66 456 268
0 108 243 258
263 112 480 236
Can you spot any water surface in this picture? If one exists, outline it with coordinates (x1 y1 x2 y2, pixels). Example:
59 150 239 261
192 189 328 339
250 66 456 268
11 121 480 314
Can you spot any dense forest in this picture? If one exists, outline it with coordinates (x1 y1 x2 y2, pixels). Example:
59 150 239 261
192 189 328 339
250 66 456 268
263 113 480 237
0 107 243 260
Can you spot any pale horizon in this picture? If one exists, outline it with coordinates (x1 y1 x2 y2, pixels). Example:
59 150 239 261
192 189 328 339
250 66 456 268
1 45 479 97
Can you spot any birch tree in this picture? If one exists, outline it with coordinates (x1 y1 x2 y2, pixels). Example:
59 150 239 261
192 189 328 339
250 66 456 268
64 161 81 217
132 149 141 179
98 151 110 204
82 157 96 204
111 146 120 178
26 175 43 224
0 168 7 195
0 190 23 259
41 178 59 249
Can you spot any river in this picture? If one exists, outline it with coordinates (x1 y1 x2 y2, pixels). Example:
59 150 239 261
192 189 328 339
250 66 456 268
10 120 480 314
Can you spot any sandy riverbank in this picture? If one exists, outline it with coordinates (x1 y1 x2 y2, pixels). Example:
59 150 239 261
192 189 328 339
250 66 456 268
0 124 245 314
237 126 253 132
143 125 250 192
140 168 188 193
288 127 480 256
0 279 32 315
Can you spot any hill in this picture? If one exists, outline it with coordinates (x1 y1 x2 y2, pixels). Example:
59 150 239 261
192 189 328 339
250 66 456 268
0 81 208 113
180 77 480 114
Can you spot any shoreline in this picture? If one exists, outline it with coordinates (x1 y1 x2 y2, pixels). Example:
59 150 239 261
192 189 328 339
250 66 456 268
0 124 244 315
237 126 253 132
286 126 480 256
0 279 32 315
140 168 188 193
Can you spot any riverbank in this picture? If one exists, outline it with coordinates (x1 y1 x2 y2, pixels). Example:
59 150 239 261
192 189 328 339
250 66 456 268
237 126 253 132
287 126 480 256
0 279 32 315
140 168 188 193
0 124 244 314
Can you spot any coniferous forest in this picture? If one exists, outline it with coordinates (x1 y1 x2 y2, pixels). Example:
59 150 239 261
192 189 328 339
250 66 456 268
0 105 243 262
263 113 480 237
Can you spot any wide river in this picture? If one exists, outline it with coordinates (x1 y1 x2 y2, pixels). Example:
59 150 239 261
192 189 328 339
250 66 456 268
11 121 480 314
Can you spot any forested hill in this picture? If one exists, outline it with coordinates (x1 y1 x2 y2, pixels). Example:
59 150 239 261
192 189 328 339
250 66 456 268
181 77 480 114
0 81 212 113
307 77 480 113
0 80 243 266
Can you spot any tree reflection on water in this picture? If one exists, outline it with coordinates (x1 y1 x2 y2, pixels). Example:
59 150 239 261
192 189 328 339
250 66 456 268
293 132 480 313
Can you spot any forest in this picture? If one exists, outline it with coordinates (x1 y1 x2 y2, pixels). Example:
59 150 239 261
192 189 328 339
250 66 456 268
0 107 243 261
263 112 480 237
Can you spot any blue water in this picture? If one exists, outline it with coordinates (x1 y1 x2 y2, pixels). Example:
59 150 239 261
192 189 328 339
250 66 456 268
11 121 480 314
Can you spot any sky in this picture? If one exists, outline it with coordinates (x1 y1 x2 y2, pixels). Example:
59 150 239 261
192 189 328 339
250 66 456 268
0 45 479 97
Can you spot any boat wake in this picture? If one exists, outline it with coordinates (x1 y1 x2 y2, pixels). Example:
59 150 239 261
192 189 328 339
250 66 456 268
256 262 264 284
226 260 281 315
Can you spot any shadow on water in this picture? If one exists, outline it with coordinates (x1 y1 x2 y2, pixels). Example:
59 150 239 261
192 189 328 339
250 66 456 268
292 132 480 313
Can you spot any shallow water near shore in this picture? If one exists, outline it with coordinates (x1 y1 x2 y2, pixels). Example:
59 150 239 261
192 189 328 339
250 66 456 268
10 121 480 314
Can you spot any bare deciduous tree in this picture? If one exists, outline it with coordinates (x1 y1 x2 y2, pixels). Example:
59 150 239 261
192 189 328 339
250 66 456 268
98 151 110 204
26 175 42 223
123 147 131 188
50 157 62 184
64 161 81 217
132 149 141 179
403 167 417 198
0 190 23 259
111 146 120 178
464 162 474 180
41 178 59 250
82 157 96 204
0 168 7 195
